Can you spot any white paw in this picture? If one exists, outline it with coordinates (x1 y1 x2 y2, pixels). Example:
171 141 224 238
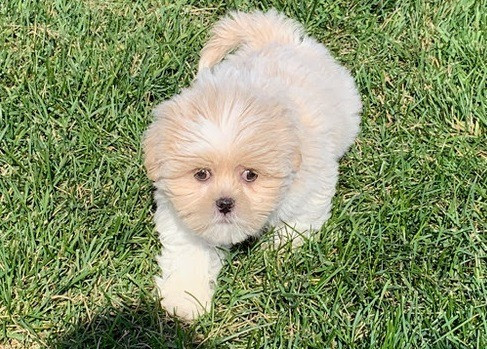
262 223 313 249
155 275 213 321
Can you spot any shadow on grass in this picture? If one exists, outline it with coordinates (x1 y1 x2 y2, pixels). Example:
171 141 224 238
49 297 202 349
49 241 262 348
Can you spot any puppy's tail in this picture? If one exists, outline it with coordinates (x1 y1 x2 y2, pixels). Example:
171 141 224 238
198 9 304 72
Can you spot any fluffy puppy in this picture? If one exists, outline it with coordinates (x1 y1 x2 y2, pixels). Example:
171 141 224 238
143 9 361 320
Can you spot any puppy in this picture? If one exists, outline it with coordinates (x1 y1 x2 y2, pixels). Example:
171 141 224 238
143 9 361 320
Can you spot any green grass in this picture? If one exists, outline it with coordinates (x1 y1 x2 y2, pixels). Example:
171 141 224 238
0 0 486 347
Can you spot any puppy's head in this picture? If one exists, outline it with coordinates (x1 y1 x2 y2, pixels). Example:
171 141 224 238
144 78 300 245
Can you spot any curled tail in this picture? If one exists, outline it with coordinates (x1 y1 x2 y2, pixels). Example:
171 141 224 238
198 9 304 72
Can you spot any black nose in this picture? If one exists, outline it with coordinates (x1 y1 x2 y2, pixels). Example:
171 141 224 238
216 197 235 214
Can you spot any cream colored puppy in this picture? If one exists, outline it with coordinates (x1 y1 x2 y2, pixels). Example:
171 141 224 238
143 9 361 320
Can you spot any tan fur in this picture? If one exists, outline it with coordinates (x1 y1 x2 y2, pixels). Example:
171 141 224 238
144 80 300 242
199 10 303 71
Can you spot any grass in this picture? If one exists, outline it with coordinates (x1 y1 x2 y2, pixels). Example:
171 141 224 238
0 0 485 347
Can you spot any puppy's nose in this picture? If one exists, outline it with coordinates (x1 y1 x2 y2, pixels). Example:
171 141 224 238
216 197 235 214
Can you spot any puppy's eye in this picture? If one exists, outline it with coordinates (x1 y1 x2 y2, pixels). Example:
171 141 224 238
194 168 211 181
242 169 258 182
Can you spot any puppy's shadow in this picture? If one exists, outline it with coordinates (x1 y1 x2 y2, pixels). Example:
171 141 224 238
49 239 265 348
49 296 201 349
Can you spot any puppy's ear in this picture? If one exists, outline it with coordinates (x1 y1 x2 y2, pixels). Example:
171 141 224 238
292 147 302 173
280 105 302 173
143 103 169 181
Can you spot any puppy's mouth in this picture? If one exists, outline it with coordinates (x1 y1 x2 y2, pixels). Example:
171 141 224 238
215 214 235 224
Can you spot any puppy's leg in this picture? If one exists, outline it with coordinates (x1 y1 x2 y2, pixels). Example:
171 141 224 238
269 217 323 249
270 183 336 248
155 241 222 321
154 206 223 321
271 221 316 248
268 157 340 248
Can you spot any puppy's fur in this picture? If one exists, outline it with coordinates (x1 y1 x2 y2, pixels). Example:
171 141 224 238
144 9 361 320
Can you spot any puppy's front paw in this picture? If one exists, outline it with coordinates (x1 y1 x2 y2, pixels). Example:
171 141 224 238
155 275 213 321
161 293 210 321
262 223 313 250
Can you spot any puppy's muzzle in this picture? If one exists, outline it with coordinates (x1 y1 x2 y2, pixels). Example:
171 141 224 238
216 197 235 215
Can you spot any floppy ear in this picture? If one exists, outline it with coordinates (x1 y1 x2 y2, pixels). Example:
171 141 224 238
292 147 302 173
143 103 169 181
280 105 302 173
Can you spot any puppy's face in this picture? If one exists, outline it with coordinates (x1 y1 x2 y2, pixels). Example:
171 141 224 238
144 80 300 245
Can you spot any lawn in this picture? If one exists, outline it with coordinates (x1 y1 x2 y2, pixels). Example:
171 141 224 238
0 0 485 348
